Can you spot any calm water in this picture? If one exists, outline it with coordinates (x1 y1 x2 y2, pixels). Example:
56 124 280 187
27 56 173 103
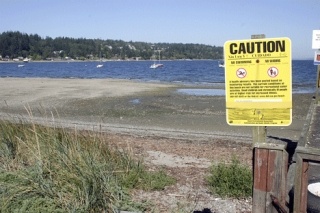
0 60 317 94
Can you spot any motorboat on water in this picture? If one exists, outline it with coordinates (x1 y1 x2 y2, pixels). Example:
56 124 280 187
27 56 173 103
96 64 103 68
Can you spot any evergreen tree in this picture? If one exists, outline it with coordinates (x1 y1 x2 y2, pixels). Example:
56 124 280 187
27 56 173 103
0 31 223 60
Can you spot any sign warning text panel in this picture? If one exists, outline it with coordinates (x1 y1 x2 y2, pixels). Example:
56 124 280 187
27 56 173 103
224 37 292 126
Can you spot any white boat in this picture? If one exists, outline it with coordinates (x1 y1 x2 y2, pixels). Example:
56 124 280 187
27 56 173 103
18 64 25 67
218 60 225 68
96 46 104 68
150 50 163 69
150 63 163 69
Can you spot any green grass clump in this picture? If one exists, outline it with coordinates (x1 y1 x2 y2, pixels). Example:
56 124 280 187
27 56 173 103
206 157 252 199
0 119 175 212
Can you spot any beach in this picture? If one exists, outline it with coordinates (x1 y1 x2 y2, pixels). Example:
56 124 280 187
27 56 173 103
0 77 312 142
0 77 315 212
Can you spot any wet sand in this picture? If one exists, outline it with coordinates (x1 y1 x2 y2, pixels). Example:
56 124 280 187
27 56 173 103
0 77 314 144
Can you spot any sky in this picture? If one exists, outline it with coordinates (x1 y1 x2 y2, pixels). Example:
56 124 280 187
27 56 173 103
1 0 319 59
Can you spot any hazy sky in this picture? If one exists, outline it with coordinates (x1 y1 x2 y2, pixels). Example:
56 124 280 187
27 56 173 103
1 0 319 59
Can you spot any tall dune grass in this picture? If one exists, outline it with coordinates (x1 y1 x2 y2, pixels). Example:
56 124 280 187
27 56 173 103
0 118 175 212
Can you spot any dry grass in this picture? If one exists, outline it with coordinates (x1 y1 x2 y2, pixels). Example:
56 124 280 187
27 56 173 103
0 116 175 212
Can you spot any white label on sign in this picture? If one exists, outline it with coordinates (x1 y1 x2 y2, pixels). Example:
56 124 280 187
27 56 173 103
312 30 320 49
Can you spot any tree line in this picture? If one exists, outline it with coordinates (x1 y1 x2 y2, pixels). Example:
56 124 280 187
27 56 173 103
0 31 223 61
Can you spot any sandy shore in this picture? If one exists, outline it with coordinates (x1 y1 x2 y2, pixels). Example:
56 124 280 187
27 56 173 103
0 77 314 143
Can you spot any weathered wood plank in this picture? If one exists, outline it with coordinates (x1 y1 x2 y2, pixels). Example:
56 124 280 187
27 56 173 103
267 150 288 213
267 150 276 213
253 148 269 212
300 161 309 213
294 155 310 213
253 147 288 213
281 149 289 210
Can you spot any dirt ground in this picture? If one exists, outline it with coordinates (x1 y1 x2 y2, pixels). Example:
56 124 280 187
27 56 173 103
0 78 314 212
106 133 253 213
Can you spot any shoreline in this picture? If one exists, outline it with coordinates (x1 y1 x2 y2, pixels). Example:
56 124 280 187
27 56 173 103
0 77 315 143
0 59 218 63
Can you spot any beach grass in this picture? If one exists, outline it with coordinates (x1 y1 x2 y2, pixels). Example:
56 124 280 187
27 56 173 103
0 116 175 212
206 157 252 199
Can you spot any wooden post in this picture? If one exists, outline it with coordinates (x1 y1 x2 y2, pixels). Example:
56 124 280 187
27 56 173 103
251 34 267 145
293 157 309 213
253 126 267 144
253 144 288 213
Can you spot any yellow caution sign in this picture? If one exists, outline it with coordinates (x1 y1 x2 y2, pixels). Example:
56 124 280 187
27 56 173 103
224 37 292 126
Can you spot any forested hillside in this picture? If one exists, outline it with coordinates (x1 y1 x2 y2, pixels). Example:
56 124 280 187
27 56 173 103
0 31 223 61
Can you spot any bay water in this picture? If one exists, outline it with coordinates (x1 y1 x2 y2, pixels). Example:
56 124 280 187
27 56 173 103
0 60 317 95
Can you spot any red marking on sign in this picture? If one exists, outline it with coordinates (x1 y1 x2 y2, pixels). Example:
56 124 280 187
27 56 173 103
236 68 247 78
267 67 278 78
